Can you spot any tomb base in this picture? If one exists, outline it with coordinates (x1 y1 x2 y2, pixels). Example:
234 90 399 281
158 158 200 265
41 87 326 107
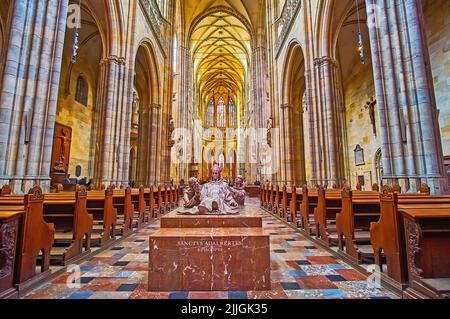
161 210 262 228
148 227 271 291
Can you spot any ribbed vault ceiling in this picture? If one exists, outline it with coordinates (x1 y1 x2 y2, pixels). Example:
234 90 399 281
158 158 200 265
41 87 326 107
190 10 251 102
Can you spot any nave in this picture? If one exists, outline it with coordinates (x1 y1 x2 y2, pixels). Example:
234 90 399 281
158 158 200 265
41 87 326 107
0 0 449 303
22 198 394 300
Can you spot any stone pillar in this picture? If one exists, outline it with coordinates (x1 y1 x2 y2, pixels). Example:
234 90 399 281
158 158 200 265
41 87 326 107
279 103 292 185
311 57 345 187
93 55 129 187
0 0 69 193
150 103 161 184
304 69 317 185
137 104 150 186
366 0 448 194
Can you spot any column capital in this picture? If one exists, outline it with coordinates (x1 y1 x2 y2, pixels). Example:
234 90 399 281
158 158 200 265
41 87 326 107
313 56 336 66
100 55 126 66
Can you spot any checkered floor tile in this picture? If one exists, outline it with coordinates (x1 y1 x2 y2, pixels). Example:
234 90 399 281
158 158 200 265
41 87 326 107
23 198 396 299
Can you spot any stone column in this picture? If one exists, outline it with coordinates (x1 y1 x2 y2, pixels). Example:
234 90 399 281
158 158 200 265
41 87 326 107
279 103 291 185
366 0 447 194
0 0 69 193
93 55 129 187
136 104 150 186
149 103 161 184
311 56 345 187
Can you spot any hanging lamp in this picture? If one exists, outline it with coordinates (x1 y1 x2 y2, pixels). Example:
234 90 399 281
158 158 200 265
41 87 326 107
71 0 82 63
355 0 365 64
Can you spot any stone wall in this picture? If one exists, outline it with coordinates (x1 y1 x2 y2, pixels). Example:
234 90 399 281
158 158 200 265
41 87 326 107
424 0 450 157
55 86 95 179
343 61 381 189
55 15 101 180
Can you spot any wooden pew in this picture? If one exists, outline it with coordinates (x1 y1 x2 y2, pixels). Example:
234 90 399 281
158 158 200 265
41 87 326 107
162 185 169 213
400 207 450 299
314 187 342 246
43 187 93 265
259 184 264 207
300 187 318 235
272 185 280 216
370 186 450 290
337 186 448 264
156 185 164 216
287 187 302 227
264 183 271 209
113 188 134 236
144 187 156 219
131 187 146 227
336 188 380 263
279 186 288 221
1 185 12 195
0 210 23 298
261 183 269 208
0 186 55 288
86 187 116 246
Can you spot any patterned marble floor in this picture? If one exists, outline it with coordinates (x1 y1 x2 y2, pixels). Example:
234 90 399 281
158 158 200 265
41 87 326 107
23 199 396 299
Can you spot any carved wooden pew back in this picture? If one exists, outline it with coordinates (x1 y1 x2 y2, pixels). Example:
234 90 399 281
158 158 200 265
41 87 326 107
370 186 450 291
315 187 342 245
399 206 450 299
113 188 134 236
86 187 116 246
0 186 54 287
42 187 93 265
131 187 146 226
300 187 318 235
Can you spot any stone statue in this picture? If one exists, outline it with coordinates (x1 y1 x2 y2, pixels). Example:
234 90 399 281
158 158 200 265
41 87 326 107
183 177 201 209
54 128 71 172
131 92 139 133
267 118 273 147
179 165 241 215
230 175 246 206
168 117 175 148
365 97 377 136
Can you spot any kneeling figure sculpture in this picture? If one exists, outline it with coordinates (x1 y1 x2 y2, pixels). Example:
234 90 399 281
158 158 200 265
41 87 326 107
180 166 245 215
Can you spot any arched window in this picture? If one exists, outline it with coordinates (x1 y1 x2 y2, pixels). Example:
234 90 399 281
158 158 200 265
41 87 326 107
172 35 178 71
206 97 215 127
75 76 88 106
229 98 237 127
216 96 226 128
218 152 225 170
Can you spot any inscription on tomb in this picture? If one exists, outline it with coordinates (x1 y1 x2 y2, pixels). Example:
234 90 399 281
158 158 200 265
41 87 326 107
176 239 247 253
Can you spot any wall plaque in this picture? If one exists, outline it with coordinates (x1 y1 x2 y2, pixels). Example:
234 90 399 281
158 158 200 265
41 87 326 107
354 144 365 166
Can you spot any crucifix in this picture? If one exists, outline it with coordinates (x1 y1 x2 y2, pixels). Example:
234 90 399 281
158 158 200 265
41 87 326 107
365 97 377 136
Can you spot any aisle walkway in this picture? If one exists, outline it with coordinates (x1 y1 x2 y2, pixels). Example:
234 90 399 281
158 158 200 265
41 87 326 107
24 199 396 299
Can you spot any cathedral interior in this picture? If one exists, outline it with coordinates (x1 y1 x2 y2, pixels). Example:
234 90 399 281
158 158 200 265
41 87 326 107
0 0 449 302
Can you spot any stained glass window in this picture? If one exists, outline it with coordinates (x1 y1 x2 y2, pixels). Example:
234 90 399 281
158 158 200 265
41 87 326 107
217 96 226 128
75 76 88 106
229 98 236 127
206 97 215 127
